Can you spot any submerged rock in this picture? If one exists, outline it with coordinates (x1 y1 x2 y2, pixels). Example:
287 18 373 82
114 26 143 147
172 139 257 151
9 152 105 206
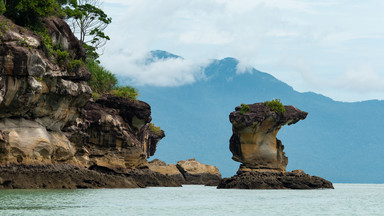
218 103 333 189
149 158 222 186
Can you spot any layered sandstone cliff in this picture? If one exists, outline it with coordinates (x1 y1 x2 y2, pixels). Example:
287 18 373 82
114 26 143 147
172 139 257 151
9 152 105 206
218 103 333 189
0 15 178 189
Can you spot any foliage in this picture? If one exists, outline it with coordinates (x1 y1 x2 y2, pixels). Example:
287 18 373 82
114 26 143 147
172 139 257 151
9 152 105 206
66 0 112 59
86 58 117 94
110 86 139 100
0 0 5 15
239 103 250 114
264 99 286 114
67 59 84 71
148 123 163 136
56 49 69 65
92 92 100 100
0 19 8 37
4 0 57 27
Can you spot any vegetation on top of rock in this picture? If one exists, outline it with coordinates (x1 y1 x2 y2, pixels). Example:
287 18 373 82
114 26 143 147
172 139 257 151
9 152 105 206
86 58 117 93
3 0 72 27
1 0 138 101
110 86 139 100
67 59 84 71
86 59 138 100
239 103 250 114
264 99 286 114
148 123 163 136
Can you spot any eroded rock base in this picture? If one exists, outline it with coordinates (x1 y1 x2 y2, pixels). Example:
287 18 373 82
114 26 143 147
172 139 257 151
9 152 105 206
0 164 181 189
217 170 334 189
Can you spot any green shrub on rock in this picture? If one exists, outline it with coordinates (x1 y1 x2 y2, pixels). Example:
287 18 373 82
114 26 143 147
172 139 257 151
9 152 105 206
110 86 138 100
148 123 162 136
86 58 117 94
239 103 250 114
264 99 286 114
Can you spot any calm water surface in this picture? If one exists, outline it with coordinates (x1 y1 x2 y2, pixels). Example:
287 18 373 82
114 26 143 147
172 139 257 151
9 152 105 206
0 184 383 215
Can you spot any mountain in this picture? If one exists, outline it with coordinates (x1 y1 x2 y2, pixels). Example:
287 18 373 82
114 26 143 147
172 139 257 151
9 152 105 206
117 51 384 183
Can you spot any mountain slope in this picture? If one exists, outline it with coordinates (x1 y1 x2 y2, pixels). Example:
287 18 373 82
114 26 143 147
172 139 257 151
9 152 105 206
118 52 384 183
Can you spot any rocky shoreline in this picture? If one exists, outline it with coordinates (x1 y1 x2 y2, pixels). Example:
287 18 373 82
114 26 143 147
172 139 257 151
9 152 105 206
0 15 221 189
0 164 184 189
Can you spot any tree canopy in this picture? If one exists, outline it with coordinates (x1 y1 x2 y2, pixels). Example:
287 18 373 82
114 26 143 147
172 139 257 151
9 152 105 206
3 0 76 27
66 0 112 60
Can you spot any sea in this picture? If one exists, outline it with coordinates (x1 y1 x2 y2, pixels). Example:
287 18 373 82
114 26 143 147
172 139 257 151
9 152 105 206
0 184 383 216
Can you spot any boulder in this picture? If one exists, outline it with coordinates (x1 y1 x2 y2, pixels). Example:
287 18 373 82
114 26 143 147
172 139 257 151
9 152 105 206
149 158 222 186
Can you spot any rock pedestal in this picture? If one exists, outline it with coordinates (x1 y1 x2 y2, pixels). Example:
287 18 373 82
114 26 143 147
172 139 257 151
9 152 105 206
218 103 333 189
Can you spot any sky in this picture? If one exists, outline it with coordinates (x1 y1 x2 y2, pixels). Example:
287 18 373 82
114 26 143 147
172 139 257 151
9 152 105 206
99 0 384 102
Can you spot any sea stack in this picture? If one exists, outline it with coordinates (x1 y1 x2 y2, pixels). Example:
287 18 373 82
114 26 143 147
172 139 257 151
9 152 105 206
217 102 333 189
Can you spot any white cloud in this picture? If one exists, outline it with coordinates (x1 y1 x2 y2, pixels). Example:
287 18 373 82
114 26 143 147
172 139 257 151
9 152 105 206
236 60 253 74
101 51 209 87
101 0 384 101
337 64 384 92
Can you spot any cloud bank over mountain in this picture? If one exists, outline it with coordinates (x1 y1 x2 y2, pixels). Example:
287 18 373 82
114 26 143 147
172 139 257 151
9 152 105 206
102 0 384 102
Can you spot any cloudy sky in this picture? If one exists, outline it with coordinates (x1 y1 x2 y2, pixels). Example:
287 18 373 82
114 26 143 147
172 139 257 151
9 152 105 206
99 0 384 102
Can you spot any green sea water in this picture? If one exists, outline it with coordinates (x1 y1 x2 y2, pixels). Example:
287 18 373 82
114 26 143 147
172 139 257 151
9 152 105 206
0 184 383 215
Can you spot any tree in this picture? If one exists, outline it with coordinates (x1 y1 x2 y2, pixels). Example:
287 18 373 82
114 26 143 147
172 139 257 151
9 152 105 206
0 0 6 15
3 0 76 27
66 0 111 59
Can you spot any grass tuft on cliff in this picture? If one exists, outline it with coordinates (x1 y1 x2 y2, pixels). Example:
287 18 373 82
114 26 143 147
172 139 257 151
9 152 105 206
110 86 138 100
264 99 286 114
86 58 138 100
239 103 250 114
148 123 163 136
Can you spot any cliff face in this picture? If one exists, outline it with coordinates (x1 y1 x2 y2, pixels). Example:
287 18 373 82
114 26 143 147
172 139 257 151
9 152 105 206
218 103 333 189
65 94 164 171
0 15 170 188
0 15 91 165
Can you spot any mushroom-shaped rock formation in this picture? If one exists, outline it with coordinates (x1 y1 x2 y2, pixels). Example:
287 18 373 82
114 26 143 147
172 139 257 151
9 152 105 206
218 102 333 189
229 103 307 172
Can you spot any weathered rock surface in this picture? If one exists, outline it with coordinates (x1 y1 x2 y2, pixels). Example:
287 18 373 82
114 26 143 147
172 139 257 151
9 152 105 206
64 94 165 172
149 158 222 186
219 103 333 189
0 15 173 188
229 103 307 171
0 164 139 189
217 170 333 189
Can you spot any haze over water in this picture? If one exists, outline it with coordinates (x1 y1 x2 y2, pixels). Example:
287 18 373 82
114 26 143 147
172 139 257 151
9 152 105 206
0 184 383 215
